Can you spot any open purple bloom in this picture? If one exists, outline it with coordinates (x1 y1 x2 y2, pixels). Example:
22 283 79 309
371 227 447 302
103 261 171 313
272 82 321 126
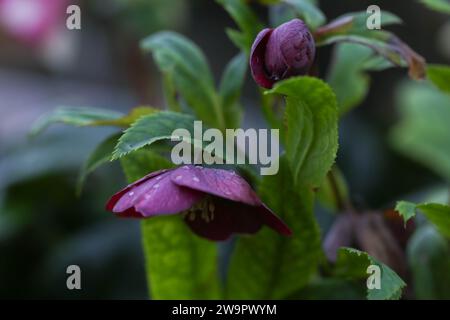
250 19 316 89
106 165 292 241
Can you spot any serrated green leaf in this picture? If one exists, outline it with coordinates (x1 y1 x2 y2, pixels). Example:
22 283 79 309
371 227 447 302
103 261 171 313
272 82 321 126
140 32 225 129
335 248 406 300
390 82 450 181
30 106 124 136
327 43 393 115
395 201 417 224
219 53 247 128
76 133 120 195
427 64 450 94
112 111 197 160
395 201 450 238
267 77 338 189
407 225 450 299
281 0 326 30
216 0 263 53
93 106 157 127
226 157 322 299
420 0 450 14
119 149 220 299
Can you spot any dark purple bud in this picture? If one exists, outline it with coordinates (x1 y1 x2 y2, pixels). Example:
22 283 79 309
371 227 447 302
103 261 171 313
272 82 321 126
250 19 316 89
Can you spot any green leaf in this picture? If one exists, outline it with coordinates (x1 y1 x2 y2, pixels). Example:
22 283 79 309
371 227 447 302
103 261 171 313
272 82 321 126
419 0 450 14
427 64 450 94
30 106 156 136
390 82 450 181
327 43 393 115
76 133 120 195
30 106 124 136
226 157 322 299
335 248 406 300
112 111 197 160
93 106 157 127
281 0 326 30
395 201 450 238
219 53 247 128
266 77 338 189
141 32 225 129
120 149 220 299
417 203 450 237
394 201 417 224
315 12 426 80
216 0 264 53
407 225 450 299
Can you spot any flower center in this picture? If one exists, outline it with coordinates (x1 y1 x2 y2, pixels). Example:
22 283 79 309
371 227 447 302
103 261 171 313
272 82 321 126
182 197 215 223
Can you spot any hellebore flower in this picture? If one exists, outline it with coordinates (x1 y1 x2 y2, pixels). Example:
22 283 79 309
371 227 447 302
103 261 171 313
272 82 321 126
250 19 316 89
106 165 292 241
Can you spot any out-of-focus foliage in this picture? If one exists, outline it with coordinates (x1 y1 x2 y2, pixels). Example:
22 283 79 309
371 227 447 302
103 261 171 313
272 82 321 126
391 82 450 182
419 0 450 14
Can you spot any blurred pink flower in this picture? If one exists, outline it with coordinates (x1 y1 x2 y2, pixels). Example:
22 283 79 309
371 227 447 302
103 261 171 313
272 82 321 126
0 0 67 45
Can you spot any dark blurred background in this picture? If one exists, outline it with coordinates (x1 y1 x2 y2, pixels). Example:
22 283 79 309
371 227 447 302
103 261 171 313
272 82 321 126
0 0 449 299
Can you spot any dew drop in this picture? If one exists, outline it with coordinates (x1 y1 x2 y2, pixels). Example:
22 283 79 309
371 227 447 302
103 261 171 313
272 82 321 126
192 177 200 182
175 175 183 180
128 192 134 197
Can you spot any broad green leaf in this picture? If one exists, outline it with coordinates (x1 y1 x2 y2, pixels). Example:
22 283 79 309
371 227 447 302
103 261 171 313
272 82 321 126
30 106 156 136
266 77 338 189
427 64 450 94
120 149 220 299
407 225 450 299
335 248 406 300
395 201 450 238
30 106 124 136
418 203 450 237
327 43 393 115
315 12 426 80
141 32 225 129
76 133 120 195
390 82 450 181
216 0 263 53
227 157 322 299
219 53 247 128
281 0 326 30
112 111 197 160
420 0 450 14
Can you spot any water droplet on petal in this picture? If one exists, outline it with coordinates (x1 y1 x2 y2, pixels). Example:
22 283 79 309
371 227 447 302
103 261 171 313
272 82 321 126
156 176 162 180
128 192 134 197
153 184 160 189
192 177 200 182
175 175 183 180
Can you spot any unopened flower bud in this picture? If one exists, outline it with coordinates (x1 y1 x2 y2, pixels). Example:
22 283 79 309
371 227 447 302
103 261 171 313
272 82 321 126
250 19 316 89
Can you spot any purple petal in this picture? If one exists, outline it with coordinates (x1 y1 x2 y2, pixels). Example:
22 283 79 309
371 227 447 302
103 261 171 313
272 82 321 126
184 199 292 241
106 169 204 217
250 28 275 89
170 166 261 206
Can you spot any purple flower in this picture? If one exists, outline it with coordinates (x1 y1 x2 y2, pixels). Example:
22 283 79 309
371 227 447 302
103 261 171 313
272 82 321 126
250 19 316 89
106 165 292 241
